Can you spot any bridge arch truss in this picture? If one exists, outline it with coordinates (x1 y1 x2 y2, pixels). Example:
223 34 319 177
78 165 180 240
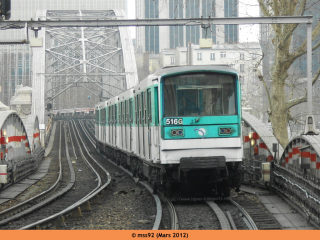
32 9 138 115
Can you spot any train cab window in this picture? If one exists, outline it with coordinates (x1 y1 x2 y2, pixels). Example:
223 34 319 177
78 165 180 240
163 73 236 117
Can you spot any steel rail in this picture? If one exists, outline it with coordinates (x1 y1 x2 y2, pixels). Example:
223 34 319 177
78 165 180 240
79 120 95 146
157 192 179 230
67 122 77 160
229 199 258 230
205 201 231 230
20 120 111 229
0 122 65 225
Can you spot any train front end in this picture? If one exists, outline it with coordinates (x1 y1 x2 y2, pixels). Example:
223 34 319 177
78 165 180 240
159 66 242 196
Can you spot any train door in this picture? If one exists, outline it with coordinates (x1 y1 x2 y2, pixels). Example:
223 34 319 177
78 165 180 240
147 89 152 160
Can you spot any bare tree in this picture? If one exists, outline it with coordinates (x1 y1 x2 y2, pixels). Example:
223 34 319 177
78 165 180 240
257 0 320 148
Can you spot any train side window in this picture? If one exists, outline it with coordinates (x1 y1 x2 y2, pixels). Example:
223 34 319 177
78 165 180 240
123 102 125 126
135 96 139 125
154 87 159 126
95 110 99 123
119 103 121 126
126 100 129 125
114 104 116 124
112 106 114 124
120 102 123 126
116 104 118 124
144 91 147 124
101 108 106 125
108 106 110 124
130 99 133 125
141 93 144 125
106 107 108 126
147 89 152 123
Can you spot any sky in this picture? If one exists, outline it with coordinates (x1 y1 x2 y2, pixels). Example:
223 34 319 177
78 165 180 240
126 0 260 42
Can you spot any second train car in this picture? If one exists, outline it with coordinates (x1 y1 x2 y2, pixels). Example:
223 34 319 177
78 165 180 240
95 65 243 197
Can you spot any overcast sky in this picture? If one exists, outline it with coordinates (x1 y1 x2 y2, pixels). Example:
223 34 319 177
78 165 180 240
126 0 259 42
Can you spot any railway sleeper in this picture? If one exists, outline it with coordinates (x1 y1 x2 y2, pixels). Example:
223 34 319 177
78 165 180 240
70 207 82 218
54 216 66 228
80 201 92 212
90 195 102 205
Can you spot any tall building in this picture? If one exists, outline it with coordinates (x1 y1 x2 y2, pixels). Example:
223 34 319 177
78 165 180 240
0 0 127 105
136 0 239 54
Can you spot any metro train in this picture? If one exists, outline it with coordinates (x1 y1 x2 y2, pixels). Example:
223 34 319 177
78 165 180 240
95 65 243 197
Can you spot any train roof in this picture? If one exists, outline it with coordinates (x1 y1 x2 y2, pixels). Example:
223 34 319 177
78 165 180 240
151 65 238 78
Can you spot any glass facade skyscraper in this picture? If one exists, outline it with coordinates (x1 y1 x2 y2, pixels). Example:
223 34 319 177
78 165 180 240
292 0 320 78
169 0 183 49
224 0 238 43
145 0 159 54
136 0 239 54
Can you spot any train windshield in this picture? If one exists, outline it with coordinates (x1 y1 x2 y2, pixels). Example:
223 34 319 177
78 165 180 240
163 73 236 117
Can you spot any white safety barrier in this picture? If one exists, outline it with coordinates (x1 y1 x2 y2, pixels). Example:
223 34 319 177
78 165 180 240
262 162 270 182
0 165 7 183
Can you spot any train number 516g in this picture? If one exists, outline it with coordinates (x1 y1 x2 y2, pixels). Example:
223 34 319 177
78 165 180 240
166 118 183 125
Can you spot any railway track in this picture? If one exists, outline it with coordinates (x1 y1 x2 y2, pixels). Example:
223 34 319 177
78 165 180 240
0 121 69 227
26 120 278 229
231 192 282 230
0 120 112 229
72 119 162 230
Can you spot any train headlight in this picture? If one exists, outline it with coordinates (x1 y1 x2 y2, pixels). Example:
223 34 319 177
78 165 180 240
171 129 184 137
219 127 232 135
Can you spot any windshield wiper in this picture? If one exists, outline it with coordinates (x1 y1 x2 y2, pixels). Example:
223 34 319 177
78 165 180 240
195 101 215 123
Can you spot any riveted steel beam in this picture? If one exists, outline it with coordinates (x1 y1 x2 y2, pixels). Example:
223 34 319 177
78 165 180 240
0 16 313 29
